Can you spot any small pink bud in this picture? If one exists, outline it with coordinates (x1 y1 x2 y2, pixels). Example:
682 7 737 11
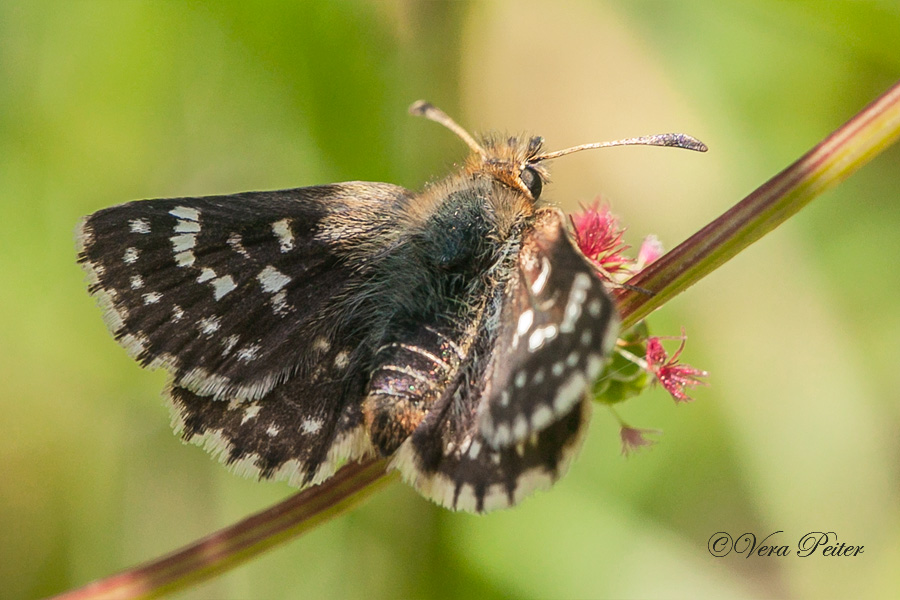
620 425 661 455
636 234 664 268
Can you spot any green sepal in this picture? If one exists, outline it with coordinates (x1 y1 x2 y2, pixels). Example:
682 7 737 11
593 321 651 406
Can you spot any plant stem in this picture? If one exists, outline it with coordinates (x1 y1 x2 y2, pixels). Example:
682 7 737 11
615 79 900 329
55 78 900 600
52 459 392 600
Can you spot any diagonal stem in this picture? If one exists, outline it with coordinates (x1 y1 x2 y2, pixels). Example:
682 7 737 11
54 78 900 600
615 79 900 329
51 459 392 600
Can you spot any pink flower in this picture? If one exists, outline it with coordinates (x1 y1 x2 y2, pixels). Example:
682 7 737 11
636 234 664 269
646 332 708 403
620 425 660 455
570 200 632 276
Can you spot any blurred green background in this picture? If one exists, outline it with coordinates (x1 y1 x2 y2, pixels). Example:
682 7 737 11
2 2 899 599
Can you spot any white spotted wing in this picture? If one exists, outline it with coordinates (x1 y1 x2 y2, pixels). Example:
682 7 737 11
390 208 620 512
78 183 411 487
77 183 411 402
478 207 619 448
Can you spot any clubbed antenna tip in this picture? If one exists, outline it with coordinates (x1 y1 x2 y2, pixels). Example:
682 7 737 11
409 100 486 158
535 132 708 162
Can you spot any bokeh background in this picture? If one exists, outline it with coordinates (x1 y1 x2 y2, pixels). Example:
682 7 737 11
2 2 899 599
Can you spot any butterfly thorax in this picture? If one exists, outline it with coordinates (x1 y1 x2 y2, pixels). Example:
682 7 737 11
365 134 549 330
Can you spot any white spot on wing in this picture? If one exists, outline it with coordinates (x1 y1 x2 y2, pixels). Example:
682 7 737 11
301 418 323 434
528 324 558 351
515 371 527 388
241 405 261 424
196 268 216 283
587 354 606 379
123 247 139 264
555 372 587 412
129 218 150 234
237 344 260 362
601 312 621 355
272 218 294 252
512 414 528 440
531 404 553 430
222 334 239 356
199 316 220 336
493 423 511 446
271 289 289 314
130 275 144 289
172 305 184 322
174 220 201 233
120 332 149 355
531 257 551 294
454 484 479 512
169 206 200 221
559 272 592 333
481 483 510 512
175 250 195 267
517 309 534 336
266 425 281 437
170 233 196 252
212 275 237 300
257 265 291 293
227 233 250 258
142 292 162 304
468 439 482 458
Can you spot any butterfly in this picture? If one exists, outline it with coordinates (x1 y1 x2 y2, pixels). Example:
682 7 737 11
77 101 705 512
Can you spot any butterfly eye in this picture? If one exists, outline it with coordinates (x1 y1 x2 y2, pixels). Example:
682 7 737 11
519 166 543 200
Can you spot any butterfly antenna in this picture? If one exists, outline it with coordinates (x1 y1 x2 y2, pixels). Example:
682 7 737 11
534 133 708 162
409 100 487 159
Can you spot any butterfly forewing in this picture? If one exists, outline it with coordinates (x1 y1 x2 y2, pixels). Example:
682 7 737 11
78 183 411 490
77 183 411 401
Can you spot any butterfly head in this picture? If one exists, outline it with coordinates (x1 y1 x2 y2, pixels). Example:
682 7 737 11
468 134 549 201
410 99 708 203
409 101 549 202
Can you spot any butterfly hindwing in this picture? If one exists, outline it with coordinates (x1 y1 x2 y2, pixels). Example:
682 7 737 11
478 208 619 448
388 208 618 512
77 182 412 401
170 341 375 487
393 392 593 513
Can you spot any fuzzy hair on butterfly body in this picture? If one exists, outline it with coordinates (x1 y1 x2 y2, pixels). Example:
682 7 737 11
77 101 705 512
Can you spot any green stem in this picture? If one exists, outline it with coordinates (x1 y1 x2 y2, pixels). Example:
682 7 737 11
54 78 900 600
51 459 392 600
